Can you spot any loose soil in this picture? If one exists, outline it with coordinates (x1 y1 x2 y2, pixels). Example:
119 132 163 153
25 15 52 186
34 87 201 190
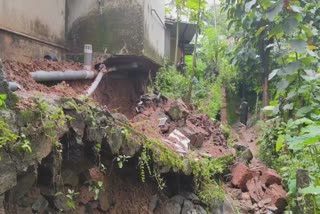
3 60 88 97
3 60 146 117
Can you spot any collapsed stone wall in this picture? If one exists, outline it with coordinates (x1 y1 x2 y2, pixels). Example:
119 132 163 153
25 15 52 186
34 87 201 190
0 59 290 214
0 84 233 214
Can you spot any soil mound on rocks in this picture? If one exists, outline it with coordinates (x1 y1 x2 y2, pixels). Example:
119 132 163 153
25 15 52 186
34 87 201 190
3 60 88 97
3 60 146 117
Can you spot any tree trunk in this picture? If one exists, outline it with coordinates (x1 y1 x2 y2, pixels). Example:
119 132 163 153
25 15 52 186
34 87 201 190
186 0 201 103
262 46 269 107
259 37 272 118
221 86 228 124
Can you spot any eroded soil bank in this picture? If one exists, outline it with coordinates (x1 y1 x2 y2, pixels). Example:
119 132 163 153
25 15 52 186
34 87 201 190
0 60 288 214
0 93 225 213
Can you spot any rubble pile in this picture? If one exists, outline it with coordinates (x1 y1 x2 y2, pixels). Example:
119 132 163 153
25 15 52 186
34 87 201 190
229 162 287 213
132 92 231 158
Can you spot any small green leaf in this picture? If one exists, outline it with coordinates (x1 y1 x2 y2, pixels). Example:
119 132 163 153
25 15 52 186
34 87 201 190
283 103 294 111
277 80 290 92
245 0 257 12
94 189 99 200
288 179 297 195
269 69 279 80
276 135 285 152
289 39 308 53
311 113 320 121
98 181 104 187
268 24 283 39
255 26 267 37
290 5 303 13
296 106 313 118
292 118 314 126
284 61 301 75
262 106 275 117
0 94 7 100
300 185 320 195
118 162 123 169
66 200 75 209
283 17 298 36
286 90 297 100
266 0 284 21
307 50 320 59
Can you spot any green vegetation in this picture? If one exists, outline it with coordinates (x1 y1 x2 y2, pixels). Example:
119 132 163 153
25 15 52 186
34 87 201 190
0 94 7 107
116 154 131 169
0 93 24 153
88 180 104 200
222 0 320 212
0 119 18 150
164 0 320 212
0 94 16 149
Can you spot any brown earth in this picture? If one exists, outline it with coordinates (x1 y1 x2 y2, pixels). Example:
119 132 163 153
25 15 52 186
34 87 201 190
3 60 88 97
3 60 146 117
74 169 158 214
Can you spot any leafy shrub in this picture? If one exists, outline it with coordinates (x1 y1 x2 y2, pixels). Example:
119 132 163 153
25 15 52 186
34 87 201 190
154 66 189 99
154 66 222 119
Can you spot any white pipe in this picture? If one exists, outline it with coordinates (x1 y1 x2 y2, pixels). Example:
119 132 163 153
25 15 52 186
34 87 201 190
86 62 139 96
87 71 105 96
8 82 22 91
31 70 97 82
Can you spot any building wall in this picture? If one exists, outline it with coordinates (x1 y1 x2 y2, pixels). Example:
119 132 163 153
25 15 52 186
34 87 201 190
0 0 66 61
143 0 165 64
0 31 63 62
66 0 97 31
67 0 164 65
0 0 165 65
67 0 144 56
165 28 172 61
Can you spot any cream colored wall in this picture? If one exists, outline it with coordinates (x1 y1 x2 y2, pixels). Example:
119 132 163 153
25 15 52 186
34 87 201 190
0 0 66 44
143 0 165 63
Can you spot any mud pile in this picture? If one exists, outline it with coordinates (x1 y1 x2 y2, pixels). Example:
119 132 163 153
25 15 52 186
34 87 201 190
3 60 146 117
3 60 88 97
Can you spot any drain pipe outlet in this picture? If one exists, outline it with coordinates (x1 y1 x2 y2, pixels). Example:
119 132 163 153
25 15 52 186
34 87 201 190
31 70 97 82
8 82 22 91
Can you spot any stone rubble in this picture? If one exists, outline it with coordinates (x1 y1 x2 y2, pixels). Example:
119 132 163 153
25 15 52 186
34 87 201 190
230 161 287 213
132 94 230 158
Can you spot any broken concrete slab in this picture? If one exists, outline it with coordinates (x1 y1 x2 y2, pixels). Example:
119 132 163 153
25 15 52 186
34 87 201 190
164 129 191 154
